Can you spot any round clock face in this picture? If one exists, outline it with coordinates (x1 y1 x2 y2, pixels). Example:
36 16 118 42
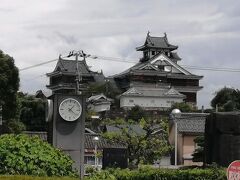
59 98 82 121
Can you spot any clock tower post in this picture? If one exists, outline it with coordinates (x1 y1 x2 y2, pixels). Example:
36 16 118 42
47 94 85 177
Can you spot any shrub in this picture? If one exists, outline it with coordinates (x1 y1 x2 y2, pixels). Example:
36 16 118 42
85 166 97 175
0 175 78 180
86 167 226 180
0 134 77 177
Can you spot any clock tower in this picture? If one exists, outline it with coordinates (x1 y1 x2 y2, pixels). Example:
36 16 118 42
46 51 88 178
47 94 85 177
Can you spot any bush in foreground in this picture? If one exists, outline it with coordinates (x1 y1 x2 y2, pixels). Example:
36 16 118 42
0 176 78 180
0 134 77 177
86 166 226 180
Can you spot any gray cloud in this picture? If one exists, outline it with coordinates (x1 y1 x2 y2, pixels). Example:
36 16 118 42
1 0 240 108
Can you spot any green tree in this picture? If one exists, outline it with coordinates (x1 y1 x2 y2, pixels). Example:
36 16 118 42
192 136 205 163
18 92 46 131
126 105 146 122
102 117 171 167
211 87 240 111
171 102 195 112
86 81 121 107
0 50 19 120
0 50 24 133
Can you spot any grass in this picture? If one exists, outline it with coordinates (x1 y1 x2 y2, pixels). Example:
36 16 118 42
0 176 79 180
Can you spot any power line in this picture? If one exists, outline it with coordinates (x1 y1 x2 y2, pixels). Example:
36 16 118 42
19 54 240 73
181 65 240 72
19 58 60 71
90 55 240 73
21 74 47 81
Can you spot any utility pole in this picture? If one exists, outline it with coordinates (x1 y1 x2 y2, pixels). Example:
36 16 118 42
0 105 2 126
67 50 87 179
0 104 2 135
69 50 86 95
75 52 81 95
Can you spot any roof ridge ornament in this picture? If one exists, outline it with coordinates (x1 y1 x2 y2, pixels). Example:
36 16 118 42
147 31 150 36
164 32 170 46
164 32 167 38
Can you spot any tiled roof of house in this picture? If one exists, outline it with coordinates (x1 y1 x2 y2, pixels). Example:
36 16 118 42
85 133 126 149
87 93 113 102
24 131 48 141
173 113 209 134
24 131 126 149
121 86 186 98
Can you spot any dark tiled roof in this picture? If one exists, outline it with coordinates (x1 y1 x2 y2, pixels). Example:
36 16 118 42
54 58 92 74
121 86 185 98
136 34 178 51
125 70 202 80
24 131 48 141
171 52 181 61
173 113 209 134
105 125 146 135
110 53 202 80
24 131 126 149
85 133 126 149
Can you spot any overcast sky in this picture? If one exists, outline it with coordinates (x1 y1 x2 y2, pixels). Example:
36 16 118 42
1 0 240 108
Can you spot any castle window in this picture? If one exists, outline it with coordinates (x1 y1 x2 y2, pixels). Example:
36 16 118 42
152 51 155 55
158 65 164 71
129 99 134 103
144 51 148 57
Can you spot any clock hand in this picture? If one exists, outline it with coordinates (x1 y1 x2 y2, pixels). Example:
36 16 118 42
69 108 78 115
69 105 75 110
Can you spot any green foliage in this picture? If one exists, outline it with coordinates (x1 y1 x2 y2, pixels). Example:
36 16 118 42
0 176 78 180
86 167 226 180
4 119 26 134
85 166 97 175
0 134 77 177
126 105 146 122
102 117 171 167
192 136 205 162
211 87 240 111
85 170 116 180
0 50 20 128
18 92 46 131
86 81 120 101
171 102 195 112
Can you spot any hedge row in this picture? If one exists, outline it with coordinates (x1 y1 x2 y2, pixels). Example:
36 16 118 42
86 167 227 180
0 176 78 180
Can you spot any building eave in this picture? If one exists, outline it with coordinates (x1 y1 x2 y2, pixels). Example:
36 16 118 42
47 71 96 77
46 83 76 91
173 86 203 93
136 45 178 51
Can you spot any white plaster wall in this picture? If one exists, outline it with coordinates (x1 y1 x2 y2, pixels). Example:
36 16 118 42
89 104 110 112
120 96 183 109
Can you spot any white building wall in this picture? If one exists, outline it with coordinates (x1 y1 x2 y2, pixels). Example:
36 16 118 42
120 96 183 109
89 103 110 112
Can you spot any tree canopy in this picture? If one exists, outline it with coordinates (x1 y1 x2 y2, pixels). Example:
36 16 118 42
0 50 19 120
126 105 146 122
102 117 171 167
192 136 204 163
211 87 240 111
18 92 47 131
171 102 195 112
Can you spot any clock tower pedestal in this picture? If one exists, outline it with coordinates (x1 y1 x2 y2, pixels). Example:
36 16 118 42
48 94 85 177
